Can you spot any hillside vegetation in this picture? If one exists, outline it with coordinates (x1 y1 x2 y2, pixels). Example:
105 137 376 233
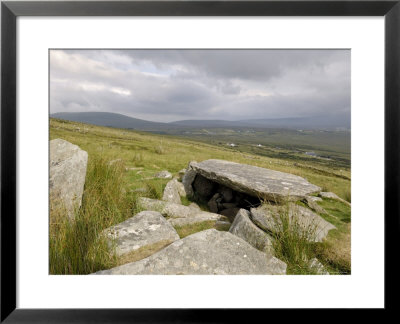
49 118 351 275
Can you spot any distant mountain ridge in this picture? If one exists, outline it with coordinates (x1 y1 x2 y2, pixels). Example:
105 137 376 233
51 112 350 130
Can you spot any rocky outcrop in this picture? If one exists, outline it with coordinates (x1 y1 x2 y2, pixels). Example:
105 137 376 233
162 179 183 204
95 229 287 275
186 159 321 203
138 197 229 225
229 209 274 254
154 170 172 179
319 192 351 206
104 211 179 257
49 139 88 219
250 204 336 242
182 162 197 197
302 196 327 215
308 258 330 275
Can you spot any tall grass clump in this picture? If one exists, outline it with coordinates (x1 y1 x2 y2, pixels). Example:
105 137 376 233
269 202 319 274
49 157 134 274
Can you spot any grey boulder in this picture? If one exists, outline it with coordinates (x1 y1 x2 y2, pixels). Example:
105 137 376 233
188 159 321 202
154 170 172 179
308 258 330 275
229 209 274 254
104 211 179 257
319 192 351 206
49 139 88 219
250 204 336 242
162 179 183 204
138 198 228 225
95 229 286 275
182 162 198 197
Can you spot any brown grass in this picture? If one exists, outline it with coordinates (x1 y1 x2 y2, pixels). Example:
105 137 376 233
115 240 173 266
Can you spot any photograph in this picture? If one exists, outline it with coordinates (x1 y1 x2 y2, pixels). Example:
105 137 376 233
49 49 351 276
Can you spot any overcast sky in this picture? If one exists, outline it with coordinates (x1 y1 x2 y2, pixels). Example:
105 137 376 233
50 49 350 123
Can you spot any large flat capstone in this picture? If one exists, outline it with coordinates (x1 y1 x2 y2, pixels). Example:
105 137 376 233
95 229 286 275
104 211 180 257
49 139 88 219
187 159 321 202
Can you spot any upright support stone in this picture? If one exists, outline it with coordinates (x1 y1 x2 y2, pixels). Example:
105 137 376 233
49 139 88 219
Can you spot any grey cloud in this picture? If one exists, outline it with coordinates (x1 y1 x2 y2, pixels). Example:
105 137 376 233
50 49 350 123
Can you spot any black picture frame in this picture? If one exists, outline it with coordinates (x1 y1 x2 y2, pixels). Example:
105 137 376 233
1 0 399 321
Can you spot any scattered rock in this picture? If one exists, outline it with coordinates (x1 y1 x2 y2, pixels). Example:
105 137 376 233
176 181 186 197
229 209 274 254
219 186 233 202
95 229 286 275
168 216 227 227
178 168 186 180
220 208 241 222
250 204 336 242
319 192 351 206
302 196 327 215
207 193 220 213
188 202 201 210
104 211 179 257
306 196 322 202
192 174 215 199
108 158 122 165
188 159 321 203
130 188 147 193
162 179 182 204
182 162 198 197
308 258 330 275
154 170 172 179
138 198 227 222
49 139 88 219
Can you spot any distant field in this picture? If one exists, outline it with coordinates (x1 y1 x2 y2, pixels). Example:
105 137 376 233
151 127 351 169
50 118 351 198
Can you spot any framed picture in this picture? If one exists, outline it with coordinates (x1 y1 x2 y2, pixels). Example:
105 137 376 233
1 0 399 321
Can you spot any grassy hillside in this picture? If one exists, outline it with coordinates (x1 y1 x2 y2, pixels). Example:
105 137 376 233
49 118 351 275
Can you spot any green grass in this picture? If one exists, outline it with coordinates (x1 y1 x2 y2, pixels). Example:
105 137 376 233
49 118 351 274
269 203 319 275
49 157 139 274
174 221 217 238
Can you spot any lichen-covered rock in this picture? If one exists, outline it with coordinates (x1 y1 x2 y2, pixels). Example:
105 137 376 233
302 196 327 215
188 159 321 202
319 192 351 206
154 170 172 179
104 211 179 257
95 229 286 275
162 179 182 204
308 258 330 275
49 139 88 219
229 209 274 254
182 162 197 197
138 198 226 222
250 204 336 242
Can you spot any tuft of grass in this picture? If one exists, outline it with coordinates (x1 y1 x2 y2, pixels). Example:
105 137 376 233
180 196 192 206
343 188 351 203
116 240 173 266
268 203 319 274
155 141 167 154
314 224 351 274
49 157 135 274
143 179 166 200
174 221 217 238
